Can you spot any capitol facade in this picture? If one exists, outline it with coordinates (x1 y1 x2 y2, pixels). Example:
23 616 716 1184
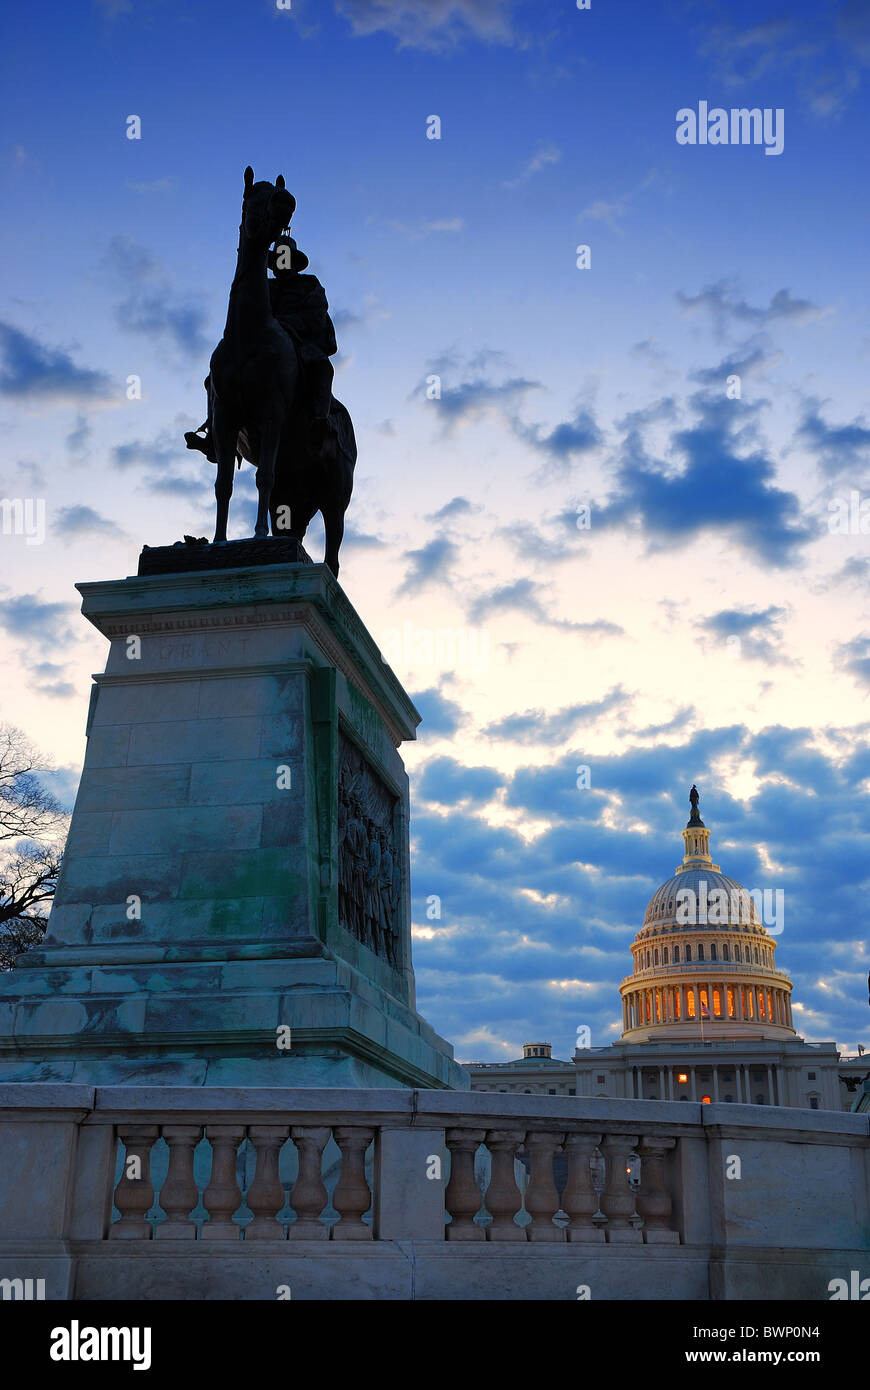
468 790 861 1111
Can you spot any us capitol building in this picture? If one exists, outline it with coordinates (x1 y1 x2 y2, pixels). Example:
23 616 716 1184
468 790 868 1111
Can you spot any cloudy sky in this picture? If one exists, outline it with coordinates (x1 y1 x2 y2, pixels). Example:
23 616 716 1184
1 0 869 1061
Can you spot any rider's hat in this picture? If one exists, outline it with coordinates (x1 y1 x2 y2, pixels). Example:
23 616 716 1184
269 234 309 274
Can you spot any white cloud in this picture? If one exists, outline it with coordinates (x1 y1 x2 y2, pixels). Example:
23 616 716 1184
335 0 514 48
503 144 562 189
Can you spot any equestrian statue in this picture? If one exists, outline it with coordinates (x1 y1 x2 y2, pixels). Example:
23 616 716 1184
185 165 356 577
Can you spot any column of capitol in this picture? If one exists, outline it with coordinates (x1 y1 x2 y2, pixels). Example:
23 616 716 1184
619 787 795 1041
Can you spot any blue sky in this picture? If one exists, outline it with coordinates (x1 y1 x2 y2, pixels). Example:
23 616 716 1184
1 0 869 1060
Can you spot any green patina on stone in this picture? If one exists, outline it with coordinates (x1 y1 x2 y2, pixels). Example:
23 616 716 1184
0 562 466 1089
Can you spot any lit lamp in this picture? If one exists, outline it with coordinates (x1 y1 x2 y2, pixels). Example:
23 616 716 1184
678 1072 688 1083
626 1152 642 1229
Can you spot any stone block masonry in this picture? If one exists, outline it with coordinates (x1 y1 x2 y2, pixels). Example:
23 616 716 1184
0 560 464 1090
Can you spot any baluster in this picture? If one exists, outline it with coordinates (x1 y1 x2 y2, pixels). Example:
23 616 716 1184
558 1134 600 1245
638 1136 680 1244
562 1133 605 1242
201 1125 246 1240
288 1126 331 1239
523 1130 565 1242
110 1125 158 1240
600 1133 643 1243
445 1128 486 1241
245 1126 290 1239
155 1125 201 1239
332 1127 374 1240
484 1130 526 1241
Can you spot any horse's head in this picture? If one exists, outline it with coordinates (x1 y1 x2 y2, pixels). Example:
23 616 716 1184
241 165 296 247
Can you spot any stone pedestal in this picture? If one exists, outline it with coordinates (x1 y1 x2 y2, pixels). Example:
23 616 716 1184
0 557 465 1089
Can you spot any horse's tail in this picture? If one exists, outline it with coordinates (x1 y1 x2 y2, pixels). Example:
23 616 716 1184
236 426 257 468
329 396 357 472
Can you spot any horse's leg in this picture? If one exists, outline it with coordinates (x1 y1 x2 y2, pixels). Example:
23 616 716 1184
269 482 308 543
271 478 317 545
212 399 238 545
254 416 282 539
323 503 345 579
270 410 311 544
271 501 313 545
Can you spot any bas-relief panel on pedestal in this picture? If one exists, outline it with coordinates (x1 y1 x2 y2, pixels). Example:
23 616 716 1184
337 734 401 968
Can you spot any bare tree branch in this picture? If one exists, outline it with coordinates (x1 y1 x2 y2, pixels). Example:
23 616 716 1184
0 725 69 970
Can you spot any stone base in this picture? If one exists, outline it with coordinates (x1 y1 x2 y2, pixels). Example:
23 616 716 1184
0 560 467 1092
137 537 312 575
8 1241 855 1301
0 955 467 1089
605 1227 644 1244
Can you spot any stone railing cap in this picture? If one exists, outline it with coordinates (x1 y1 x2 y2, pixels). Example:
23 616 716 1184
0 1083 95 1110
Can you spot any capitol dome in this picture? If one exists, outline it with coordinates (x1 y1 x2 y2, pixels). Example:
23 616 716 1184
644 869 762 929
619 787 794 1042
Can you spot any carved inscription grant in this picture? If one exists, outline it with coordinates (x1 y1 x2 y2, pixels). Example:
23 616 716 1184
338 736 400 966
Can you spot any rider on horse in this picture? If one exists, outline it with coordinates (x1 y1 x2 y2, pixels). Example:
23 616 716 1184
268 234 336 445
185 231 338 462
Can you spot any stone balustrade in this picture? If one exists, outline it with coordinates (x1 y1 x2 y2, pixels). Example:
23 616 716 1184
0 1086 867 1299
110 1120 378 1242
106 1113 678 1244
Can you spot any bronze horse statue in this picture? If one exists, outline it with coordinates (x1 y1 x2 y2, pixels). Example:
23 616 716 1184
209 166 297 544
196 166 356 576
241 394 356 578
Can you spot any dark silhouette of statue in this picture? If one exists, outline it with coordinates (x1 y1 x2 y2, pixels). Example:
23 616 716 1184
688 784 704 827
184 165 356 576
191 168 297 544
267 234 336 438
